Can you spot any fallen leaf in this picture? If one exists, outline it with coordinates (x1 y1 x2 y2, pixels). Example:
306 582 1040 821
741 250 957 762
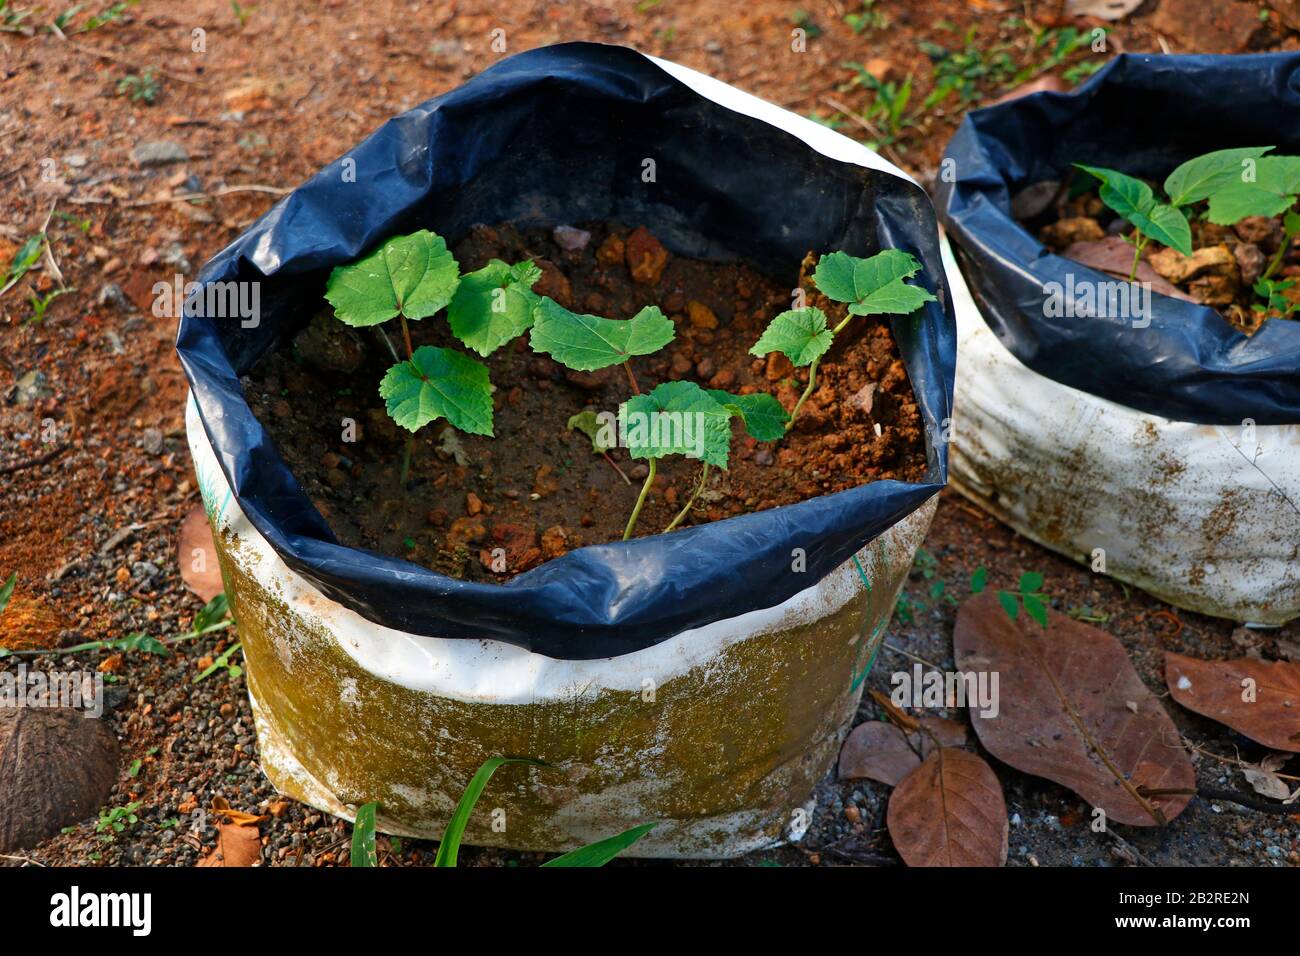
839 718 969 786
178 506 223 602
886 748 1007 867
1064 0 1143 20
1060 237 1192 300
210 797 267 826
955 594 1194 826
197 821 262 867
1241 767 1290 801
1165 653 1300 752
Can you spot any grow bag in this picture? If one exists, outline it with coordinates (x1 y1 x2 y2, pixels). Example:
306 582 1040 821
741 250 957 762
178 42 955 857
937 52 1300 624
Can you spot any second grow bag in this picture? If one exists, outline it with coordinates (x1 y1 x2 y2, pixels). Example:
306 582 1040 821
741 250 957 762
937 52 1300 625
178 43 956 857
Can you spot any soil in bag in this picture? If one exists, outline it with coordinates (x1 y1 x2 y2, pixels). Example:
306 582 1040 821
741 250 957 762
243 221 928 582
1025 173 1300 335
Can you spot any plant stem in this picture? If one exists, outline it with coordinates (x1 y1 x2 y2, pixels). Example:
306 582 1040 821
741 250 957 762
622 458 656 541
786 312 855 431
398 314 414 359
788 357 820 428
664 463 709 532
1262 224 1298 281
397 314 415 484
622 360 641 395
400 434 413 485
1127 233 1148 283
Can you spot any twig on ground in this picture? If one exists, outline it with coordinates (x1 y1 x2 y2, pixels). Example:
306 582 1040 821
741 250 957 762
0 443 68 476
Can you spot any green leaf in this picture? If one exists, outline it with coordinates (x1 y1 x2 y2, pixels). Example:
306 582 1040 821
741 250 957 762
1206 156 1300 225
749 307 832 367
1018 571 1044 594
351 802 378 867
997 590 1019 621
193 593 229 633
379 346 494 436
814 250 936 316
619 381 734 469
567 410 616 454
1075 164 1192 255
0 572 15 619
529 299 676 371
446 259 541 356
111 633 169 655
1164 147 1274 206
705 390 791 441
434 757 544 868
1022 594 1049 629
540 823 657 867
3 235 42 286
969 566 986 594
324 229 460 327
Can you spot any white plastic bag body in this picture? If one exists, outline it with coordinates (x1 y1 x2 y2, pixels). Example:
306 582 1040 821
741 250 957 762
943 240 1300 625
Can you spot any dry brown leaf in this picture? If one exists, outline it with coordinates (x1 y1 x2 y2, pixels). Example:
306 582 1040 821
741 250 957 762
178 506 223 602
1241 767 1291 801
886 748 1007 867
839 718 969 786
197 821 262 867
1060 237 1192 300
955 594 1194 826
1165 653 1300 752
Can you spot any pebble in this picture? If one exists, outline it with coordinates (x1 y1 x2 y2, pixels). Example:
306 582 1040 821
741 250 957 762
12 369 52 405
95 283 128 311
130 140 190 167
141 427 164 455
552 225 591 252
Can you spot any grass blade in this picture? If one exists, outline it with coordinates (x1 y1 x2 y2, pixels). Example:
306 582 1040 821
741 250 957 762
351 801 378 867
433 757 543 867
540 823 657 867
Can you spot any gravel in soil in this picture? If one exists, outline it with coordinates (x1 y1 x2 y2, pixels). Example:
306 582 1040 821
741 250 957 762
246 222 926 581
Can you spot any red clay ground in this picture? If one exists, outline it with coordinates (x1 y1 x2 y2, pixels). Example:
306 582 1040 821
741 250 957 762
1 0 1297 867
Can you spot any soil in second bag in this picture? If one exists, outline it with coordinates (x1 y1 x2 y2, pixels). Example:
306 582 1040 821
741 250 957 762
243 222 928 582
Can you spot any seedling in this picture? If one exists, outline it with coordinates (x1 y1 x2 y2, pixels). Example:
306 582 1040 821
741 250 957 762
990 570 1048 628
116 68 160 104
96 801 141 842
1075 147 1292 281
750 249 936 428
349 757 655 867
194 641 243 683
1253 276 1298 318
27 286 73 323
617 380 787 539
844 0 887 34
325 229 541 482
